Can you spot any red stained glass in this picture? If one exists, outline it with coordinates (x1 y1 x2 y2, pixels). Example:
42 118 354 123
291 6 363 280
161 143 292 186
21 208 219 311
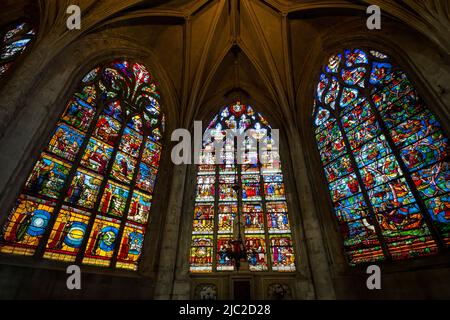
313 48 450 265
1 60 164 270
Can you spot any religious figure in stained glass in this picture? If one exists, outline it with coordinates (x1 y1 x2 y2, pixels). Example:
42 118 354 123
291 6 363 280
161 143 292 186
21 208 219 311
189 102 297 273
0 60 164 271
313 48 450 265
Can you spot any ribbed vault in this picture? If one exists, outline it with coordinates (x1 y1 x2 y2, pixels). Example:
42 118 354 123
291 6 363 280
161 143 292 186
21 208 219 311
1 0 448 134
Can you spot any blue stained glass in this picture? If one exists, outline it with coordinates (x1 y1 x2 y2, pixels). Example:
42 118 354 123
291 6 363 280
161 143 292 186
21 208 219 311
342 67 366 88
4 23 27 41
329 173 361 203
353 135 392 167
48 123 85 162
377 203 431 241
340 87 360 110
25 154 71 199
334 193 369 223
324 154 353 183
1 22 35 78
426 195 450 229
368 178 416 213
326 54 342 73
372 71 413 110
324 76 340 109
391 110 442 149
316 121 342 150
314 107 331 128
382 91 423 129
425 196 450 248
412 162 450 199
314 48 450 264
191 102 296 273
346 117 382 149
345 49 368 67
317 74 329 101
359 154 403 190
62 98 96 132
75 86 97 106
370 62 392 85
341 98 372 130
81 138 113 175
1 38 31 59
341 219 379 246
82 68 99 83
1 60 164 270
401 135 449 171
104 101 124 122
263 174 283 183
319 136 346 165
114 61 133 78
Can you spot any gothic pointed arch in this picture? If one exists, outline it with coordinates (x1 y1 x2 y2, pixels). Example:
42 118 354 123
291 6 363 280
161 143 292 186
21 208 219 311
312 48 450 265
0 60 165 271
189 101 296 273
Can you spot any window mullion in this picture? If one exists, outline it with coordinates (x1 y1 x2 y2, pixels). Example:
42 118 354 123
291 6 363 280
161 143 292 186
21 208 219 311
365 88 446 249
236 137 243 271
74 97 132 266
213 152 220 272
258 140 272 272
35 80 105 260
335 84 392 261
109 133 149 269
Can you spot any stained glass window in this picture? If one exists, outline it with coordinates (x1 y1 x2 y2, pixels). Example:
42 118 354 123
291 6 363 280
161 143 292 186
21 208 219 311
0 60 164 271
190 102 296 273
0 21 36 77
313 48 450 265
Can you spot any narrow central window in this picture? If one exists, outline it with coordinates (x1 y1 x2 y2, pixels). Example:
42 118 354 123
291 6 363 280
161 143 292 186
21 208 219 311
189 102 296 273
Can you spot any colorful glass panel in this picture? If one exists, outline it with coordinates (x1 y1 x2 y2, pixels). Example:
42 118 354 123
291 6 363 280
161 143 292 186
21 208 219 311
0 61 164 271
193 204 215 235
43 206 90 262
246 235 268 271
270 235 296 272
81 138 113 175
0 22 35 77
243 203 264 234
82 216 121 267
313 48 450 265
25 154 71 199
0 195 55 256
426 195 450 246
190 236 213 272
116 221 146 270
48 123 85 162
189 102 296 272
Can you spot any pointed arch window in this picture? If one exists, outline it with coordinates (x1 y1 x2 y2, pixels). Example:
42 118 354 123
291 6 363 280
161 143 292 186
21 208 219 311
189 102 296 273
0 60 164 271
0 21 36 77
313 49 450 265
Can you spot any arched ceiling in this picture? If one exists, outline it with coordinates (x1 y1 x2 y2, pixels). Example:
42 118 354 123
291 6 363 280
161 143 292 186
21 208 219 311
0 0 39 26
1 0 449 130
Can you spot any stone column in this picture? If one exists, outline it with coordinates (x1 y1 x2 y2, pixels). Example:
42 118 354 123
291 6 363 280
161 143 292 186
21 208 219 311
287 128 336 299
154 163 188 299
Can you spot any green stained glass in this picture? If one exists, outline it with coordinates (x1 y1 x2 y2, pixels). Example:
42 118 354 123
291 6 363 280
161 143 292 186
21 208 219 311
1 60 165 272
313 48 449 265
190 102 297 273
